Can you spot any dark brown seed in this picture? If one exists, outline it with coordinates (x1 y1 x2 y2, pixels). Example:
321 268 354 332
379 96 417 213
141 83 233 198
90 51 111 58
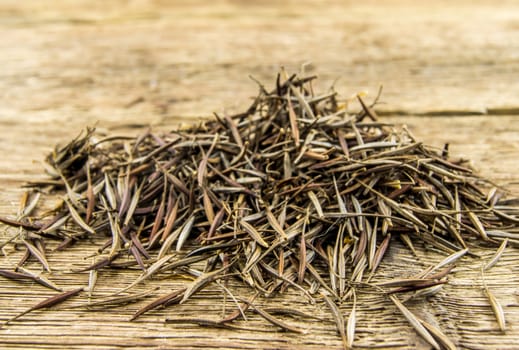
5 288 83 324
130 288 186 321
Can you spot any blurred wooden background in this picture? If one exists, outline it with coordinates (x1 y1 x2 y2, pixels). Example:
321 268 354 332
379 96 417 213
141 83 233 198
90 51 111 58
0 1 518 349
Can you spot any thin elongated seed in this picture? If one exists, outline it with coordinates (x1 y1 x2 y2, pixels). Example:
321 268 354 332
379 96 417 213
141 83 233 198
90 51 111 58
240 220 268 248
389 295 441 350
287 93 300 145
114 254 176 295
346 290 357 348
16 267 62 292
131 227 150 259
290 84 316 120
399 233 416 255
265 206 288 241
371 233 391 273
59 172 82 209
73 287 160 309
198 134 219 188
258 260 315 303
420 320 457 350
402 285 444 302
202 189 215 224
356 180 427 229
298 212 308 285
232 296 304 333
351 195 364 232
328 245 337 293
150 185 166 241
485 288 506 332
421 162 468 182
6 288 83 324
0 268 62 291
466 210 488 241
0 216 40 231
387 278 448 294
252 305 305 334
130 245 145 270
130 288 186 321
230 140 249 166
164 170 189 196
157 226 183 259
106 210 122 260
85 166 94 224
17 191 29 217
224 113 243 148
262 307 327 322
207 207 225 240
350 121 366 159
65 200 95 234
219 293 257 323
425 265 456 280
180 262 236 304
484 239 508 271
22 192 41 218
16 247 31 268
323 294 347 348
357 95 378 121
333 176 346 214
429 248 468 274
0 269 34 281
73 254 117 273
176 214 196 251
22 239 51 272
87 268 97 298
104 173 117 210
349 141 397 152
307 191 324 218
41 214 69 234
124 182 143 226
162 200 179 242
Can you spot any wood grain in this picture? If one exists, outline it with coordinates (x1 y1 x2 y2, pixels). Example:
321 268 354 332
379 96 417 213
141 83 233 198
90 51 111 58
1 1 519 349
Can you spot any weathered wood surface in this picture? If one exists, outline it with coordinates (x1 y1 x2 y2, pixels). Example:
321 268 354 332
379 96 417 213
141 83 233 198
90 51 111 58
1 1 518 349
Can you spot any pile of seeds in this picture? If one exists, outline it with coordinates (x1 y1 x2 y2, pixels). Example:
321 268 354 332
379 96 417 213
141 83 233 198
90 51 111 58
1 73 517 348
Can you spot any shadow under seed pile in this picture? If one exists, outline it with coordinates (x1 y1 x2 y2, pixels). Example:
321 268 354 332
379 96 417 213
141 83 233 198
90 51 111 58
1 73 518 348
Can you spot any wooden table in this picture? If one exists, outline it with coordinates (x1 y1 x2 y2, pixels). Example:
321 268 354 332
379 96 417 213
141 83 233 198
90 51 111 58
1 1 518 348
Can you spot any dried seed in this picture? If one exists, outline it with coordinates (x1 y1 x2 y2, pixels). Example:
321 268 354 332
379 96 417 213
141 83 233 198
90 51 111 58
323 294 347 348
130 288 186 321
240 219 268 248
430 248 468 274
484 239 508 271
346 290 357 348
22 239 51 272
6 288 83 324
389 295 440 350
180 262 236 304
420 319 457 350
485 287 506 332
65 200 95 234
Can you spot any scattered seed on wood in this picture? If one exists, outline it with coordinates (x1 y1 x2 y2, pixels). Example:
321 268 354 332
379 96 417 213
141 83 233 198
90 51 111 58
0 72 517 346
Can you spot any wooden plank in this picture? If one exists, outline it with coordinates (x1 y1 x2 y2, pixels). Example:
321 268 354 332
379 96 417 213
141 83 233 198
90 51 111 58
0 0 519 119
1 1 519 349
